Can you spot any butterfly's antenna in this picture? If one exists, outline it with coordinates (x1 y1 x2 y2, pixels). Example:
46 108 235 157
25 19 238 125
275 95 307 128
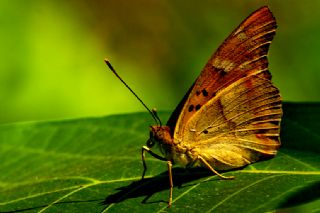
104 59 162 126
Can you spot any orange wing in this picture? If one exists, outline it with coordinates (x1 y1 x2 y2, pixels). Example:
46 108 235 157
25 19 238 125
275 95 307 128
169 6 279 141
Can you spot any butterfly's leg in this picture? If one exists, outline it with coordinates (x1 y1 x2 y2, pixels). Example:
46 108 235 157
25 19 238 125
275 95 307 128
141 146 148 179
198 156 235 180
167 160 173 207
141 146 174 207
141 146 167 179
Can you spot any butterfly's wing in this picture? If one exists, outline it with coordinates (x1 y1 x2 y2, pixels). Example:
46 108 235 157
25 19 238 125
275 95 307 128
171 6 282 168
186 73 281 169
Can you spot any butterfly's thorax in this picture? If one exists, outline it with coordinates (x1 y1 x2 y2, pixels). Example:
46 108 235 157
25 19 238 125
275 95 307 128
151 125 199 167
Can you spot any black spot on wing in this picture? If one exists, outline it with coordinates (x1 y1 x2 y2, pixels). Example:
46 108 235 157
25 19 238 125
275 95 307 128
188 105 194 112
202 89 208 97
195 104 201 111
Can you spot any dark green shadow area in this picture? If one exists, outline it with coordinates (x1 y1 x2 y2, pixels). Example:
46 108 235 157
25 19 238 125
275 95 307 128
102 167 213 206
281 102 320 153
277 181 320 210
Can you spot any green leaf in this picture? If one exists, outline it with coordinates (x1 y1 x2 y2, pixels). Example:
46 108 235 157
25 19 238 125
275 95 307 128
0 103 319 212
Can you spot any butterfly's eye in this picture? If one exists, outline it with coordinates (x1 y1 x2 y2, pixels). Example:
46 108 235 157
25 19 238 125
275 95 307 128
146 138 155 148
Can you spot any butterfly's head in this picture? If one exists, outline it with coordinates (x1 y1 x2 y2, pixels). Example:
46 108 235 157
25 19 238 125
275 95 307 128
147 125 173 149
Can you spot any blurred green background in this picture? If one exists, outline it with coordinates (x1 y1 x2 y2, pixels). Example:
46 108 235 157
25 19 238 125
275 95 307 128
1 0 320 124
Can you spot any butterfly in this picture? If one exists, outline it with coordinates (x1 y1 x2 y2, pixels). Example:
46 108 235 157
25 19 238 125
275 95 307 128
106 5 282 208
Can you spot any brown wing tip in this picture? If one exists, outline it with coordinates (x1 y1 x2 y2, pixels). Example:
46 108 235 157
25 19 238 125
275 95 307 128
233 5 276 36
255 6 272 14
251 6 276 22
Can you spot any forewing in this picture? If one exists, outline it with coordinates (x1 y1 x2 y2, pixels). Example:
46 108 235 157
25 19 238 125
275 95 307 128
172 6 277 140
166 83 194 135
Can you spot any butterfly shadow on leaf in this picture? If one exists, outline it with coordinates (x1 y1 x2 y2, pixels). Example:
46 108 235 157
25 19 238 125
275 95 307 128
101 167 218 207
